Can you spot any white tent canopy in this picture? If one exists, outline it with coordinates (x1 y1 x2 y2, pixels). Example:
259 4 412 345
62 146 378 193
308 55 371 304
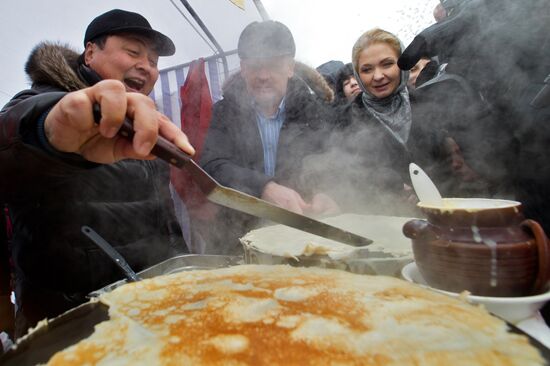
0 0 440 108
0 0 264 107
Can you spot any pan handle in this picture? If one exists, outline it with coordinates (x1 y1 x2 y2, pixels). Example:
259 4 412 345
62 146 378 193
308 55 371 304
521 219 550 294
402 219 440 241
81 226 141 282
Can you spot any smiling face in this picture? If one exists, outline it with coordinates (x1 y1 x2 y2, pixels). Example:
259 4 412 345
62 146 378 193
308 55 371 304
84 34 160 95
357 42 401 99
240 56 294 115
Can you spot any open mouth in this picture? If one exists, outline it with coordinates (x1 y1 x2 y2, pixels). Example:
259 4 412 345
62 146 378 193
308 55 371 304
124 78 146 92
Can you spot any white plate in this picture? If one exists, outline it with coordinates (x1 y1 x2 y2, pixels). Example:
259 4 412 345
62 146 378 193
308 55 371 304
401 262 550 323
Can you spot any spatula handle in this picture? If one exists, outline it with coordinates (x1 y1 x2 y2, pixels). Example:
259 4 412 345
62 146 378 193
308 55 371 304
92 104 192 168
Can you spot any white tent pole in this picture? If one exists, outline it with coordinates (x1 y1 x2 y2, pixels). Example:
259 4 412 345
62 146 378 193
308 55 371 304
178 0 230 77
252 0 270 20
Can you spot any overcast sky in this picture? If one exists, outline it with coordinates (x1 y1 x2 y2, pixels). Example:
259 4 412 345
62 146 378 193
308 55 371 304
262 0 436 66
0 0 436 107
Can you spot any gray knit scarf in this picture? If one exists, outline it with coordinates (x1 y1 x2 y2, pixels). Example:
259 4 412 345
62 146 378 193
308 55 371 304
354 68 412 144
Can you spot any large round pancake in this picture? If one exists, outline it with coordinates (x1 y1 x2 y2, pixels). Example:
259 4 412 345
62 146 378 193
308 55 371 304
46 265 542 365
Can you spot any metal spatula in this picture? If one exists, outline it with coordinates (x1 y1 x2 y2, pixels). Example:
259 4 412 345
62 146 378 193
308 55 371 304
93 106 372 247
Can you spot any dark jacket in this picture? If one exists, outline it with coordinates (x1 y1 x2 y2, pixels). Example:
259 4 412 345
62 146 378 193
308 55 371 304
323 95 415 214
0 42 186 335
327 84 492 214
409 74 499 198
198 69 335 253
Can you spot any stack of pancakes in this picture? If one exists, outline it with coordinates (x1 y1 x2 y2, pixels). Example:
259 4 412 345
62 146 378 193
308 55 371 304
46 265 542 365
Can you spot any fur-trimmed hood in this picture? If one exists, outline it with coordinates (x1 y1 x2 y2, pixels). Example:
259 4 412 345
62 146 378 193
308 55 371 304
25 41 86 92
222 61 334 103
294 62 334 103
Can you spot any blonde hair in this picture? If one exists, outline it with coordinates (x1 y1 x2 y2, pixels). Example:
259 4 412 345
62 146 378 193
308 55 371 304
352 28 402 72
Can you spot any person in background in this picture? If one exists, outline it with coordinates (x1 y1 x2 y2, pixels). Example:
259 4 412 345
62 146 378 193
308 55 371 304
200 20 338 254
352 28 411 138
0 9 194 338
407 57 431 89
324 28 415 214
433 2 447 22
316 60 345 92
334 63 361 103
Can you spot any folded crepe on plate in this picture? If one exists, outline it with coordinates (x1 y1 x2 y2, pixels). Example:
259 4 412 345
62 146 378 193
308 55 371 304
240 214 413 260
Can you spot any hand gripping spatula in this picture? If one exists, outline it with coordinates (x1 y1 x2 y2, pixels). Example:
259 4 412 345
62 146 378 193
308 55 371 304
93 106 372 247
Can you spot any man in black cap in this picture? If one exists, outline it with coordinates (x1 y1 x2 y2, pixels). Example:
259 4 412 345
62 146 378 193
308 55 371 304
199 20 338 254
0 9 194 337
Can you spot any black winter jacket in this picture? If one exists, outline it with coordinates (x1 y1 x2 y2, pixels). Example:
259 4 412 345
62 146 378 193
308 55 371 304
198 72 335 253
322 95 414 214
0 42 186 333
201 74 333 197
326 88 486 214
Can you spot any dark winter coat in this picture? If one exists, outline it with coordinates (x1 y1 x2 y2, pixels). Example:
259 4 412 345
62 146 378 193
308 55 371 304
0 42 186 335
198 68 336 254
400 0 550 229
322 95 415 214
326 83 491 215
409 73 501 199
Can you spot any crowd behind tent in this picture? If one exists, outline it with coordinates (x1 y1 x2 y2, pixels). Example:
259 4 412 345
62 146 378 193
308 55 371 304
0 0 549 348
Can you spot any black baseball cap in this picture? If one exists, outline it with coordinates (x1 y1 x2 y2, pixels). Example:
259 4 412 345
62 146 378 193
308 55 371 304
238 20 296 59
84 9 175 56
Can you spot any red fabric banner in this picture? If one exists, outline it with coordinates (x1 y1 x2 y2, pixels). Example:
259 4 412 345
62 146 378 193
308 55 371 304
170 59 217 220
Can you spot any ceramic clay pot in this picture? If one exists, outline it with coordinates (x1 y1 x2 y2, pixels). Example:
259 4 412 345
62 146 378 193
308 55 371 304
403 198 550 297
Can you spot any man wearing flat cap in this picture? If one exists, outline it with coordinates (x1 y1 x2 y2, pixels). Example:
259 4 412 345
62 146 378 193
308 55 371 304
199 20 338 254
0 9 194 337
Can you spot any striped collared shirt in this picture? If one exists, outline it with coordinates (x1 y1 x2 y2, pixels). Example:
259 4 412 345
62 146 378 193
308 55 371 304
255 98 286 177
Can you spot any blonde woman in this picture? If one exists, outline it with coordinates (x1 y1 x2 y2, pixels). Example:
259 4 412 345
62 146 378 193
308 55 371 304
336 28 486 207
352 28 411 145
325 28 416 214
